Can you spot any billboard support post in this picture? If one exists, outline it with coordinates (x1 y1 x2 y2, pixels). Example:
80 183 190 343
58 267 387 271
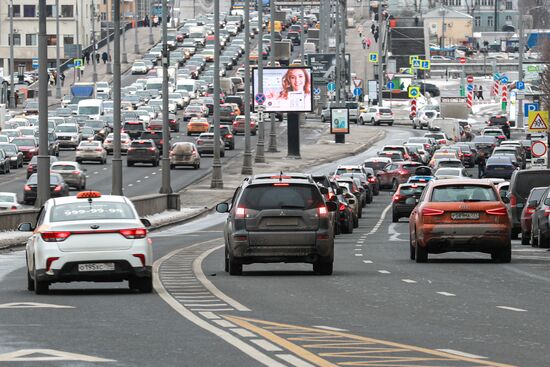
255 0 265 163
287 113 301 158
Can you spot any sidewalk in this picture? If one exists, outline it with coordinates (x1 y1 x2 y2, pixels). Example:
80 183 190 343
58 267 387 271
46 26 162 106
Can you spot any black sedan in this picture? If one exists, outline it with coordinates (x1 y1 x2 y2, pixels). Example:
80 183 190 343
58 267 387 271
0 143 23 168
23 173 70 205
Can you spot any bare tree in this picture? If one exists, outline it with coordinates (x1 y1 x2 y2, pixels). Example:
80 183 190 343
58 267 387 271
539 40 550 111
464 0 477 17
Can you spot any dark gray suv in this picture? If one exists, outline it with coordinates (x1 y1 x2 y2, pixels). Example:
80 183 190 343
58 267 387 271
216 174 337 275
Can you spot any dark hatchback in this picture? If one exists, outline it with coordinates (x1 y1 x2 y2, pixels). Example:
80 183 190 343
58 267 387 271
126 140 160 167
23 173 70 204
140 131 169 153
122 121 146 139
484 156 516 179
208 126 234 150
392 183 426 222
487 115 510 139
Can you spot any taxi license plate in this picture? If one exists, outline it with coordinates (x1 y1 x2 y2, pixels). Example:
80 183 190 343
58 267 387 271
451 212 479 220
78 263 115 272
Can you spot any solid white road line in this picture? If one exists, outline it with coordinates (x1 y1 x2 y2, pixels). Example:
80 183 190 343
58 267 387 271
436 349 487 359
437 292 456 297
153 243 286 367
313 325 349 332
251 339 283 352
401 279 417 284
496 306 527 312
366 203 392 236
354 253 363 257
194 244 251 312
276 354 316 367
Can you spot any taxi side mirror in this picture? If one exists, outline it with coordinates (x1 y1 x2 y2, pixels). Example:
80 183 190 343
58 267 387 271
18 222 34 232
140 218 152 227
216 202 229 213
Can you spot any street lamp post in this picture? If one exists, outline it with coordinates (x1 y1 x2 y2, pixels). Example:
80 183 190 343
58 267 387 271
211 0 223 188
55 0 61 99
134 14 140 54
37 0 50 207
9 0 15 109
148 0 154 45
159 0 172 194
111 0 123 195
267 0 278 152
241 0 253 175
122 18 128 64
106 20 112 74
255 0 265 163
91 0 98 82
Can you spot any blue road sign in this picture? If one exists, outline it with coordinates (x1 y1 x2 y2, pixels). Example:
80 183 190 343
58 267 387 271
327 82 336 92
516 81 525 90
255 93 266 105
421 60 430 69
32 58 38 69
524 103 540 117
387 81 395 89
412 59 421 69
500 75 509 84
353 87 363 97
313 87 321 95
493 73 501 81
467 84 474 92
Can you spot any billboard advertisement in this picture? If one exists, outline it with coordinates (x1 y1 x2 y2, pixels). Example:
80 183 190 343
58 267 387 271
253 67 313 113
330 108 349 134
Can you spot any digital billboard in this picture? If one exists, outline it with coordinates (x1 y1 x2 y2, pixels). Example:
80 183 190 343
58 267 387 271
330 108 349 134
253 67 313 113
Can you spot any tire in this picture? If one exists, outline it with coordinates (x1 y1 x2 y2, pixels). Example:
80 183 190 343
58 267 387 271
187 132 191 136
221 151 225 158
313 261 333 275
415 242 428 263
540 231 550 248
224 247 229 273
392 179 399 192
373 182 380 196
348 218 354 234
366 192 373 204
353 213 359 228
392 210 399 223
26 258 34 291
511 228 519 239
33 267 49 295
521 231 530 246
129 277 153 293
410 235 416 260
228 258 242 275
412 122 417 129
76 159 81 163
370 118 376 125
127 161 134 167
492 246 511 263
170 164 175 169
388 121 393 126
531 229 539 248
321 115 326 122
359 118 364 125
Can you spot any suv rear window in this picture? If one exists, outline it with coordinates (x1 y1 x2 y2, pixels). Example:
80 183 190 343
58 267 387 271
240 184 323 210
131 141 153 147
431 185 496 202
123 123 144 130
50 202 135 222
336 168 362 175
364 161 388 170
400 185 426 196
514 172 550 199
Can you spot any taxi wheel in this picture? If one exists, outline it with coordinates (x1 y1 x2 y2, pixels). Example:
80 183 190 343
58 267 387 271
415 243 428 263
33 268 49 295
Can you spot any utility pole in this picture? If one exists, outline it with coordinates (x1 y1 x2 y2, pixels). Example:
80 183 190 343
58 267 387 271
55 0 62 99
335 0 341 104
300 0 305 64
75 0 80 81
211 0 223 188
106 20 112 74
37 0 50 207
91 0 98 82
255 0 265 163
134 13 140 54
267 0 278 152
377 1 383 106
122 18 128 64
160 0 172 194
517 12 525 129
111 0 123 195
9 0 15 108
241 0 253 175
148 0 154 45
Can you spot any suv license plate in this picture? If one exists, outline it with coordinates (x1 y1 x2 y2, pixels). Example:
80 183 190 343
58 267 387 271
451 212 479 220
78 263 115 272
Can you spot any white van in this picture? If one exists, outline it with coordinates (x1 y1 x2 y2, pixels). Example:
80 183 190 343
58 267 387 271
146 78 163 93
303 42 316 54
77 99 104 120
429 118 461 142
176 79 198 98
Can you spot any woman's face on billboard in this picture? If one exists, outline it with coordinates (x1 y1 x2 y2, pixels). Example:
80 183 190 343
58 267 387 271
288 69 306 91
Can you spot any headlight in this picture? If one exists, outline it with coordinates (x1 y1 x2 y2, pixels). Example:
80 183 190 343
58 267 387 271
10 156 17 160
71 135 78 140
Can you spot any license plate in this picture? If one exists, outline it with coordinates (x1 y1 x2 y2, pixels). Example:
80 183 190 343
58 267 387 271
451 212 479 220
494 167 504 170
78 263 115 272
266 218 298 226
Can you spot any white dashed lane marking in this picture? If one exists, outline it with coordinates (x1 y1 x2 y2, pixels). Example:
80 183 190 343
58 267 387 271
401 279 417 284
378 270 391 274
497 306 527 312
437 292 456 297
363 260 373 264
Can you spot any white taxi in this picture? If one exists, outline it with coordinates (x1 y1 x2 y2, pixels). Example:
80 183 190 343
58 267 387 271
19 191 153 294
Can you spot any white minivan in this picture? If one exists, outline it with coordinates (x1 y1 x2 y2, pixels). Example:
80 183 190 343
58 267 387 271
176 79 198 99
77 99 104 120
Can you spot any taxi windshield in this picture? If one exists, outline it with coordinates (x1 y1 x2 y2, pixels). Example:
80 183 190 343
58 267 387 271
50 202 136 222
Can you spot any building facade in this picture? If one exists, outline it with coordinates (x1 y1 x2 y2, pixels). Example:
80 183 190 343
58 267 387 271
424 8 473 47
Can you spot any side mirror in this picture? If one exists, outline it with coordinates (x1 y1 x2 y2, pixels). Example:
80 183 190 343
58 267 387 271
319 187 328 195
216 202 229 213
501 197 510 204
18 222 34 232
140 218 152 227
336 188 343 195
325 201 337 212
347 198 356 205
543 198 550 206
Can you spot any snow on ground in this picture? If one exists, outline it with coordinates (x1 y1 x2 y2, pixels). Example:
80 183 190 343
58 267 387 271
144 207 207 229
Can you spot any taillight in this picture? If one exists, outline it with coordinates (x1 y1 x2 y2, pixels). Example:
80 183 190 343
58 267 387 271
422 208 444 216
133 254 146 267
392 194 404 202
526 207 535 215
235 207 246 219
54 185 62 192
10 205 17 211
119 228 147 239
424 144 430 150
41 231 71 242
148 147 156 152
24 185 31 191
95 148 102 152
318 206 328 217
197 140 204 145
46 257 59 271
367 177 376 183
73 171 80 175
398 169 408 175
498 135 505 140
510 194 517 207
338 203 346 211
225 134 233 138
486 207 507 216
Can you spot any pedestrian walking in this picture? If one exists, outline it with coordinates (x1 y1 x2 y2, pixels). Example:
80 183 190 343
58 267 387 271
102 52 108 64
371 23 375 34
473 85 479 100
478 85 484 100
476 152 486 178
84 52 90 65
48 72 55 87
366 38 371 49
95 52 100 64
362 38 366 49
60 71 65 87
373 31 379 43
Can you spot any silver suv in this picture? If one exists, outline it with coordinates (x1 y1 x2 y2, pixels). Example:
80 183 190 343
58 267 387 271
216 173 337 275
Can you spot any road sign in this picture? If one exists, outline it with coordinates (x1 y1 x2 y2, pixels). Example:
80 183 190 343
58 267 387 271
387 81 395 89
467 84 474 92
257 111 264 122
531 141 547 158
327 82 336 92
32 58 38 69
524 103 540 117
408 86 420 99
353 87 363 97
368 52 378 63
493 73 501 81
255 93 266 105
459 57 467 64
314 95 321 100
466 75 474 84
409 55 419 65
313 87 321 95
500 75 509 84
73 58 83 69
353 79 362 87
528 111 549 132
386 73 394 80
516 81 525 90
420 60 430 70
412 59 421 69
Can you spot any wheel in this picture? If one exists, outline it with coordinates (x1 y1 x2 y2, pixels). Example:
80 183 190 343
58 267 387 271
540 231 550 248
194 163 199 169
19 160 23 168
221 151 225 158
313 261 333 275
127 161 134 167
531 228 539 248
347 217 354 234
521 231 530 246
374 182 380 195
33 267 49 295
170 164 175 169
419 125 423 130
366 192 373 204
76 159 81 163
392 179 399 192
353 213 359 228
511 228 519 239
187 132 191 136
370 118 375 125
359 118 364 125
491 246 511 263
224 247 229 273
228 258 242 275
412 122 417 129
392 210 399 223
410 236 416 260
230 144 235 150
415 242 428 263
321 115 326 122
388 121 393 126
26 257 34 291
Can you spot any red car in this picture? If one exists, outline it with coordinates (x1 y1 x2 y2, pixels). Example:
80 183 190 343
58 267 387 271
520 187 547 246
376 161 422 191
12 137 38 162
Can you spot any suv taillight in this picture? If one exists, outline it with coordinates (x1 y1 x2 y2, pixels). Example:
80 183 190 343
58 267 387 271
318 206 328 218
236 207 246 219
510 194 517 207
